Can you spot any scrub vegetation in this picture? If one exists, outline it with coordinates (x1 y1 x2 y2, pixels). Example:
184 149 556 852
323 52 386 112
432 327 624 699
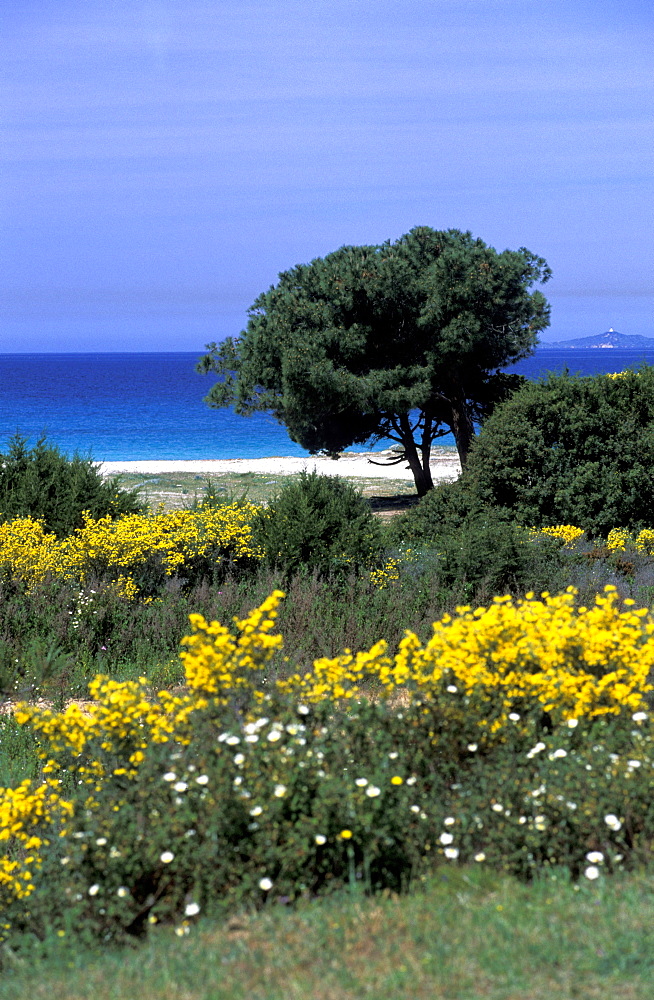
3 369 654 995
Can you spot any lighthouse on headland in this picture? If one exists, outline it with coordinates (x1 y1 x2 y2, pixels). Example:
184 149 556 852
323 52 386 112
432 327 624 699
544 329 654 349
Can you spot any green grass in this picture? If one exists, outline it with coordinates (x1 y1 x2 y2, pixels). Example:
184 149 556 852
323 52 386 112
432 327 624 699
2 866 654 999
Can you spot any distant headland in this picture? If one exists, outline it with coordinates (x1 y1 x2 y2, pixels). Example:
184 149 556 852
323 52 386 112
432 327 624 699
542 329 654 349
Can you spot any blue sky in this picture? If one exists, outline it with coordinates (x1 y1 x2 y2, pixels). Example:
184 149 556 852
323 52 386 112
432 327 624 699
1 0 652 352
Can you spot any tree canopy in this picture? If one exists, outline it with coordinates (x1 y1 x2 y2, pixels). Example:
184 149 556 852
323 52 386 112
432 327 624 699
198 226 551 494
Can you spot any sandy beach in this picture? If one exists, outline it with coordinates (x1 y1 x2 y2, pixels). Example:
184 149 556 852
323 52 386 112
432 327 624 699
98 449 461 482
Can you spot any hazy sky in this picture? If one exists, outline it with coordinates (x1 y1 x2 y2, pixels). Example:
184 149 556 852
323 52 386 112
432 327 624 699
2 0 652 352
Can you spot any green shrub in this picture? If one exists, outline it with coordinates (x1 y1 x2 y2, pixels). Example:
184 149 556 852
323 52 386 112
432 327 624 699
435 509 566 599
390 488 566 600
389 477 480 544
456 367 654 535
253 470 384 578
0 435 144 537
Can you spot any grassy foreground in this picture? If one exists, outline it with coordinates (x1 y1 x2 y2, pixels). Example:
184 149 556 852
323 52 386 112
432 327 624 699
2 866 654 1000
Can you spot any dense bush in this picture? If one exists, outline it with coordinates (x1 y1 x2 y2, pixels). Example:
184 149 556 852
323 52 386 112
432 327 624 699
389 490 567 599
453 367 654 535
434 508 566 599
390 475 479 544
0 435 144 537
2 588 654 959
253 470 384 578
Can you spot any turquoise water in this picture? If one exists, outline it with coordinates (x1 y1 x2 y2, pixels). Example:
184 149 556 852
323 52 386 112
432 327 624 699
2 349 654 461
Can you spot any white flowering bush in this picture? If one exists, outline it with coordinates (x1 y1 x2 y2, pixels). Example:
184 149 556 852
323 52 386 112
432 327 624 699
4 697 654 956
3 592 654 957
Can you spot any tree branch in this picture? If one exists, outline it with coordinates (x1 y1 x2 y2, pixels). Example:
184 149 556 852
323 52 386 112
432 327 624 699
366 454 408 466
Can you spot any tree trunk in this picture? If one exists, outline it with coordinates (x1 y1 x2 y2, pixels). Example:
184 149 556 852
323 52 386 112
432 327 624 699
449 389 475 468
399 413 434 496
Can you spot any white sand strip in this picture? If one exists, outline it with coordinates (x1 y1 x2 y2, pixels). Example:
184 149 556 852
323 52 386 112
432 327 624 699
98 449 461 482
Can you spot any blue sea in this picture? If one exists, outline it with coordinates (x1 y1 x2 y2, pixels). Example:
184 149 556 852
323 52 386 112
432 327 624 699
2 349 654 462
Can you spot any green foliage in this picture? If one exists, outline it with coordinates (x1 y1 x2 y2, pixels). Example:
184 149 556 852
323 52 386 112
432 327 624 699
5 692 654 960
456 367 654 535
0 716 42 788
434 509 566 599
199 227 550 493
0 435 144 537
253 471 384 579
389 485 566 599
389 476 479 544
